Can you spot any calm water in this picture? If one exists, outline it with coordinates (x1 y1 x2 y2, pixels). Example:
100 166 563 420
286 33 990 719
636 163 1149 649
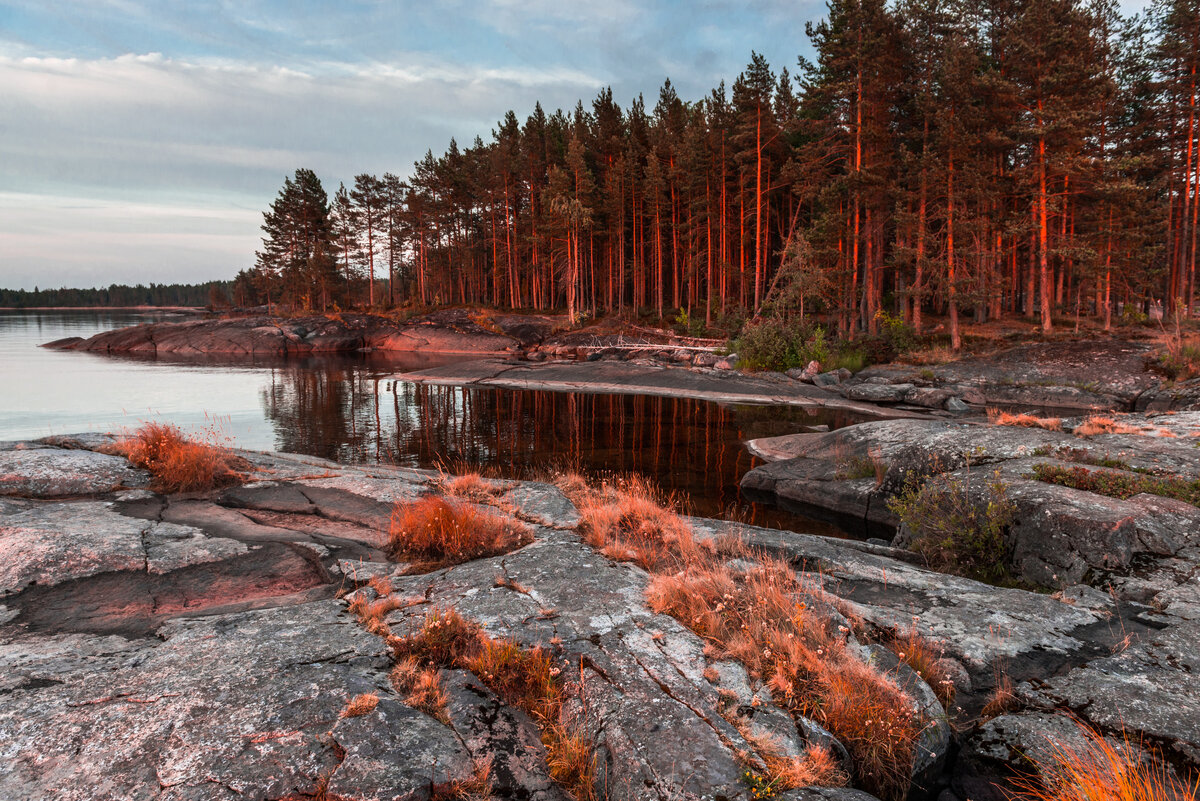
1 310 870 531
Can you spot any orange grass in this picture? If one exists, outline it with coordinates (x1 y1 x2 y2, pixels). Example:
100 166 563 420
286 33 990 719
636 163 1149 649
442 472 505 504
388 495 531 567
1013 720 1198 801
891 628 956 709
113 422 246 493
734 723 849 791
1074 416 1142 437
987 409 1063 431
647 561 917 801
387 608 597 801
558 473 712 572
982 673 1019 719
390 658 449 722
341 693 379 717
430 758 493 801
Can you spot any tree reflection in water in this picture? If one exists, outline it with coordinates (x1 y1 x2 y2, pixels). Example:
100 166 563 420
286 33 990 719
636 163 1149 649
261 362 871 533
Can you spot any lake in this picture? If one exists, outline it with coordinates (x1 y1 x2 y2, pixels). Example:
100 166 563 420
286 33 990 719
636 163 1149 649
1 310 871 531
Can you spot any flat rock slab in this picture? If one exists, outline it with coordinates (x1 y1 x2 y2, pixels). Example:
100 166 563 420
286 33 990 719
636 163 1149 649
0 600 477 801
0 447 147 497
396 359 919 417
1021 619 1200 766
0 502 242 595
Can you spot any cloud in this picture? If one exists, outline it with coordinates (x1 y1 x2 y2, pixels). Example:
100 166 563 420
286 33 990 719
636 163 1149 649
0 49 608 288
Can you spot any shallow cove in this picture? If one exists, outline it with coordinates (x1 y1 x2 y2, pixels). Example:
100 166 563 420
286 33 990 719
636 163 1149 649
5 310 881 532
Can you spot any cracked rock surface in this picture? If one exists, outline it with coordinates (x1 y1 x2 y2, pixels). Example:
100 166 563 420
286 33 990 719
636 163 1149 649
2 438 1197 800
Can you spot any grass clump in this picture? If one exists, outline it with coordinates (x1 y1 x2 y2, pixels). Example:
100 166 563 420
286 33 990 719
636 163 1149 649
112 421 247 493
387 608 597 801
560 474 712 572
890 628 956 710
647 561 918 800
888 471 1017 585
1073 415 1143 437
431 758 493 801
1030 463 1200 507
341 692 379 718
388 495 531 568
987 408 1063 431
1013 720 1198 801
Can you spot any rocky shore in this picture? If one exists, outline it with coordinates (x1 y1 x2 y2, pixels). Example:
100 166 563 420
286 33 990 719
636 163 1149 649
42 310 1200 415
2 435 1197 800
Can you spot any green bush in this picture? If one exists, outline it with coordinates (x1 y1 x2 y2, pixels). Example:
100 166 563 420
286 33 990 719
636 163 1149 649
887 471 1017 585
874 309 917 354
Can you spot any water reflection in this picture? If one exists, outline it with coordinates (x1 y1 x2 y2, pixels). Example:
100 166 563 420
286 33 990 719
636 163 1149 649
3 310 876 535
261 365 869 532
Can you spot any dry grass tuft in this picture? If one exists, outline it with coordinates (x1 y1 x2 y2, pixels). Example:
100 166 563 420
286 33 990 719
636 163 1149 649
1074 415 1142 437
388 495 531 568
891 628 956 709
112 422 247 493
544 725 599 801
988 408 1063 431
647 559 916 800
341 692 379 718
430 758 493 801
346 592 416 637
981 673 1019 719
390 658 449 722
464 639 562 723
388 608 483 668
442 472 505 504
734 723 849 792
559 473 711 572
387 607 597 800
1013 720 1198 801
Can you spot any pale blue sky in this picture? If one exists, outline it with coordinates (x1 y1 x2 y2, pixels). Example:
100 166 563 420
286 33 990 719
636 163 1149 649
0 0 1153 290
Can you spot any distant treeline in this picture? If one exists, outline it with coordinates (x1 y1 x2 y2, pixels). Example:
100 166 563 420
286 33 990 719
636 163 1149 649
0 281 233 309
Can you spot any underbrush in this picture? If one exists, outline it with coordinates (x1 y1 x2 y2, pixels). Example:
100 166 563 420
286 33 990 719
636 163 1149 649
1013 719 1198 801
557 473 923 801
888 471 1017 586
388 608 597 800
733 319 866 373
109 422 247 493
1029 463 1200 507
388 495 531 568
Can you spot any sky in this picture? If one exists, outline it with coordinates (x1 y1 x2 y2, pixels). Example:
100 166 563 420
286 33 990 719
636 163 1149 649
0 0 1153 291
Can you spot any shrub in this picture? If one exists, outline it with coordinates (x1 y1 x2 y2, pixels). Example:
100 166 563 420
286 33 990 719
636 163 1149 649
1012 720 1198 801
388 496 531 567
874 310 917 355
113 422 246 493
888 471 1017 585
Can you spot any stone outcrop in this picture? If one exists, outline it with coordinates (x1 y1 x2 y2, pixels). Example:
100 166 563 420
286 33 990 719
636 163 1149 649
43 309 552 357
3 438 1198 800
743 413 1200 587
